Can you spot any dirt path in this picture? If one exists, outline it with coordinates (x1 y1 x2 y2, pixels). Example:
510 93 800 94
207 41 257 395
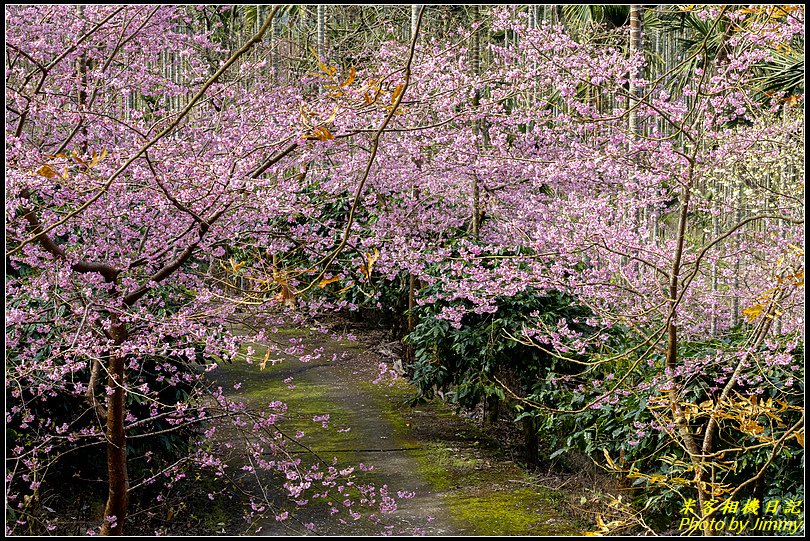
212 320 579 536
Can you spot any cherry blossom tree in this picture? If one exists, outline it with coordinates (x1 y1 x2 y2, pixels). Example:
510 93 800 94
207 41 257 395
6 4 424 535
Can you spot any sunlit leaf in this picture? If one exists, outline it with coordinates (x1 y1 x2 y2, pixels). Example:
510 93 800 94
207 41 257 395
318 276 340 288
89 147 107 168
36 165 58 178
367 248 379 273
359 248 380 279
259 346 271 371
391 83 405 105
229 258 246 274
784 95 800 107
319 60 337 76
341 66 356 87
337 281 355 293
311 126 334 140
742 303 765 322
603 448 618 470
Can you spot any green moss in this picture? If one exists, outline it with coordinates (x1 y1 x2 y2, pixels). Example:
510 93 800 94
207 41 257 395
410 447 453 491
414 442 577 534
445 487 576 535
357 382 578 535
215 354 360 462
216 324 580 535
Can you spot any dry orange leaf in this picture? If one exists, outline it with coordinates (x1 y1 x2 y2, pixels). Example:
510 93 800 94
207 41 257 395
318 60 337 76
341 66 356 87
318 276 340 288
391 83 405 105
36 164 58 178
312 126 334 141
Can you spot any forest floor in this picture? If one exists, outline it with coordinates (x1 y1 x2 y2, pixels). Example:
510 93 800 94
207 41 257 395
200 316 587 536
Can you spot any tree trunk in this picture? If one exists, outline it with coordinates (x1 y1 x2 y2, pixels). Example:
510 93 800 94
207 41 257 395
731 179 743 326
470 5 482 239
405 5 421 365
76 5 89 156
523 414 539 469
710 177 719 336
485 394 500 425
628 5 642 136
100 320 129 536
317 5 325 61
628 6 642 273
665 165 712 535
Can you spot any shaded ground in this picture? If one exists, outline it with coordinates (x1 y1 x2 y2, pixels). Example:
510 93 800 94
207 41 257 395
208 318 580 535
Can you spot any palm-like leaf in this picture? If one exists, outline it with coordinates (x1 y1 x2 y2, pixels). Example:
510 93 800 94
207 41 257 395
755 48 805 97
561 5 630 39
647 6 804 99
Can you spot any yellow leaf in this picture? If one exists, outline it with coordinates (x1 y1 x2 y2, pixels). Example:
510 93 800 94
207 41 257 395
259 345 271 371
89 149 105 168
363 81 381 105
367 248 379 271
359 249 380 279
273 269 288 285
300 102 312 127
276 284 295 307
318 276 340 288
36 165 58 178
699 400 714 411
337 281 354 293
796 432 804 448
391 83 405 105
229 258 246 274
603 448 617 470
312 126 334 141
319 61 337 77
742 304 765 322
341 66 356 87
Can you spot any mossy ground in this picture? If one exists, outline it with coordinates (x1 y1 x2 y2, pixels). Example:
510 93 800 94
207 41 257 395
204 321 581 535
359 379 578 535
